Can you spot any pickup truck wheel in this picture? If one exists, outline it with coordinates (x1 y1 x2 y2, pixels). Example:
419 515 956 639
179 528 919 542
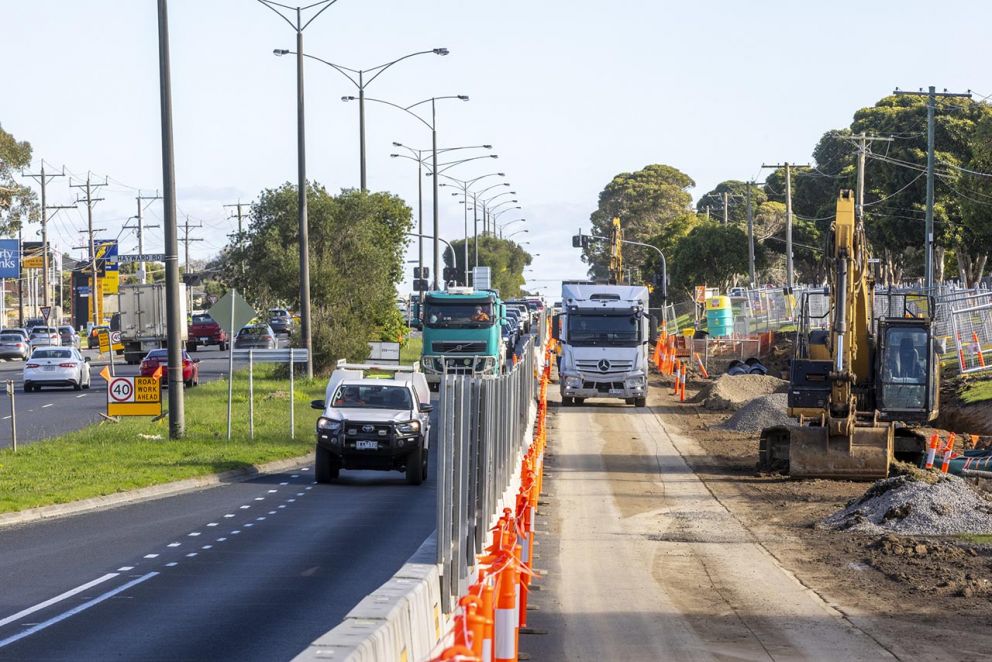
406 446 424 486
634 397 647 407
574 397 585 405
315 446 338 483
561 396 573 407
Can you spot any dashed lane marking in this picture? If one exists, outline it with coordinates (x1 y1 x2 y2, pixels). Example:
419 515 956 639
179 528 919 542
41 404 53 408
167 543 181 548
143 554 159 559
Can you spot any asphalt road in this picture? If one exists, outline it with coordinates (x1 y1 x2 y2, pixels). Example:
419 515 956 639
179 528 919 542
0 424 438 660
0 344 279 450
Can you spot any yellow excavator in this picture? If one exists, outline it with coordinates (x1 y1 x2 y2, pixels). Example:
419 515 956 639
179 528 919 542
758 190 940 479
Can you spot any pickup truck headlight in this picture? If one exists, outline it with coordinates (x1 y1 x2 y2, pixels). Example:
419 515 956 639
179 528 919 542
397 420 421 435
317 418 342 431
565 376 582 389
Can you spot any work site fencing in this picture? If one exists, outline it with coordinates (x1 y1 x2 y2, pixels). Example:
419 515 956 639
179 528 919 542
950 303 992 374
435 338 537 615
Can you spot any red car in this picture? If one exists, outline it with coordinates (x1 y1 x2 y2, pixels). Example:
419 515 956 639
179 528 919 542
187 313 229 352
140 348 200 387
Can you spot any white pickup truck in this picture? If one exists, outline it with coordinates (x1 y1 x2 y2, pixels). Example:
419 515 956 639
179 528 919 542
310 361 433 485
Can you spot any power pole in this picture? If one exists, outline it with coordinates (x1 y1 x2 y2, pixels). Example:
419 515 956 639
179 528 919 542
746 181 755 287
124 192 162 284
224 201 250 276
23 162 73 310
69 173 107 325
761 162 810 291
893 86 972 289
722 191 729 225
180 215 204 274
704 205 710 222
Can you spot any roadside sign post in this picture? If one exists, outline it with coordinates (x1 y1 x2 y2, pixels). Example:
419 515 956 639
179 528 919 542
231 348 309 441
210 289 257 441
248 349 254 440
105 374 162 417
6 380 16 453
289 348 294 439
98 329 116 377
40 306 52 324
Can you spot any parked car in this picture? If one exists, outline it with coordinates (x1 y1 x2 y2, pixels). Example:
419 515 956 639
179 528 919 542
235 323 277 349
58 325 80 349
29 326 61 349
310 363 433 485
87 325 110 349
140 348 199 387
23 347 91 392
187 313 229 352
0 331 30 360
267 308 293 336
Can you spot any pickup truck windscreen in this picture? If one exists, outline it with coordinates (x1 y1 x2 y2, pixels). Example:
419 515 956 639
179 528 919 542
425 301 495 329
567 312 640 346
332 384 412 409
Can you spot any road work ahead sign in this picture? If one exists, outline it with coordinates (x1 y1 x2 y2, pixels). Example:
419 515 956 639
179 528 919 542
106 374 162 417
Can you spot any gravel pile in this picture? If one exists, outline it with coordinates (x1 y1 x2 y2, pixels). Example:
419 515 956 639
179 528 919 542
823 474 992 536
720 393 791 432
702 374 789 411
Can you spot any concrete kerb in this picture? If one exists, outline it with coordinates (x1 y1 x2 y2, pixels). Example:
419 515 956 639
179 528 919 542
0 452 315 530
294 363 542 662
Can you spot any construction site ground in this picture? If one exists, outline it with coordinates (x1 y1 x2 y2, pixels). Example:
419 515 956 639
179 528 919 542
524 373 992 661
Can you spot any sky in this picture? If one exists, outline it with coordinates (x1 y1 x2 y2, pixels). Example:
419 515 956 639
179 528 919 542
2 0 990 301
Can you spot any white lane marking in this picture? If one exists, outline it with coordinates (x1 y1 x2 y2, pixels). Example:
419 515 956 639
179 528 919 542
76 394 86 399
278 505 286 509
223 514 235 518
206 522 218 527
305 486 313 491
41 404 53 409
0 572 158 650
201 545 212 550
296 492 304 496
239 505 250 510
230 530 240 535
244 523 254 528
255 517 266 521
143 554 159 559
254 497 264 501
188 532 201 537
116 567 133 572
279 482 288 486
268 511 276 515
301 467 310 471
165 562 178 568
290 475 299 479
2 416 9 421
0 573 119 629
216 537 227 542
185 553 197 558
267 489 278 493
167 542 181 548
287 499 296 503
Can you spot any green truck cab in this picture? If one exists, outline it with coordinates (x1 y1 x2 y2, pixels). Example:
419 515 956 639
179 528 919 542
420 287 507 386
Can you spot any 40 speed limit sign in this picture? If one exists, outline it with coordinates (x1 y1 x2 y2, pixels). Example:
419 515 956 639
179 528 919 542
107 375 162 417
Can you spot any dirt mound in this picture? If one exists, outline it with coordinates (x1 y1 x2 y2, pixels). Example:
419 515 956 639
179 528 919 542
701 374 789 411
822 474 992 536
720 393 791 432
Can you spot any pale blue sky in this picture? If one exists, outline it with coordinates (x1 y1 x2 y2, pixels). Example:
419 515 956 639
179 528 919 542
2 0 989 299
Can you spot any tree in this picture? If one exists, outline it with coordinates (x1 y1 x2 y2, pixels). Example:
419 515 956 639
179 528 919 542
695 180 766 225
219 185 412 372
444 236 532 298
669 222 766 297
0 124 38 236
956 113 992 286
583 164 695 279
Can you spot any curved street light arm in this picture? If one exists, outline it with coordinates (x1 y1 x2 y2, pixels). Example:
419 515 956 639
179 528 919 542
489 199 520 213
365 49 443 86
405 95 467 112
491 206 523 223
477 182 510 198
435 156 499 175
498 218 526 231
359 97 432 130
485 190 516 205
506 229 528 240
588 233 669 301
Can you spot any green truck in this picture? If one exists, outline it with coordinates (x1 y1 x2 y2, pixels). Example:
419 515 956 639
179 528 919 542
420 287 507 387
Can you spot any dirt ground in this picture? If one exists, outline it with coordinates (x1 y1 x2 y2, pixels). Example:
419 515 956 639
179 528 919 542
653 373 992 631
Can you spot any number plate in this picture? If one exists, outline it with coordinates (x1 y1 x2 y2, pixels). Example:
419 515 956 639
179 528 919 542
200 337 210 342
355 440 378 450
43 365 58 371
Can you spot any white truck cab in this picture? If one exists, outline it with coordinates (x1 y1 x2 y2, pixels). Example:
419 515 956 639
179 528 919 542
310 361 433 485
554 282 650 407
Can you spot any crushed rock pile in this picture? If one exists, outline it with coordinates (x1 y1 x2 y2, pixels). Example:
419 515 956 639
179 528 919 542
822 474 992 536
701 374 788 411
720 393 791 432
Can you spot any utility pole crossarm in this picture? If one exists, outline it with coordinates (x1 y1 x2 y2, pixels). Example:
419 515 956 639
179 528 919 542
760 163 810 292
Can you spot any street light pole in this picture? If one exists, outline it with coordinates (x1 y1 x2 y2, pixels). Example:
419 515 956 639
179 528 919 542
358 71 366 192
432 99 440 290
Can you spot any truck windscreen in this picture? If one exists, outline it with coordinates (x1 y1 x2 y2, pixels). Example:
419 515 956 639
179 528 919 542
425 302 495 329
568 313 640 345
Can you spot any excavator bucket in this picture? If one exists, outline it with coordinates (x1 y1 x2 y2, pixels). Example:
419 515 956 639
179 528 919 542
759 423 893 480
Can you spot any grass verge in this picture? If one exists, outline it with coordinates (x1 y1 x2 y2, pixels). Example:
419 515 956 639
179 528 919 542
401 336 423 364
0 365 323 515
960 374 992 405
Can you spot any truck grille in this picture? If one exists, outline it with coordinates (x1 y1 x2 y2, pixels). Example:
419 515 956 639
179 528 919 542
576 359 634 375
431 341 486 354
344 423 393 438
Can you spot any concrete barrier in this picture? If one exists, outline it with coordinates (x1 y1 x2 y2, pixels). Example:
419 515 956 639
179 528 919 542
292 535 444 662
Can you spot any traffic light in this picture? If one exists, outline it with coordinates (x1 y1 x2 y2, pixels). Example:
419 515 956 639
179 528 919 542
572 234 590 249
413 278 429 292
413 266 430 279
442 267 458 283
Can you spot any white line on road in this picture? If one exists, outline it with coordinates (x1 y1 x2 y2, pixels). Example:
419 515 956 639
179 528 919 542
201 545 212 550
279 482 288 486
268 511 276 515
206 522 218 527
230 530 240 535
255 517 266 521
223 514 234 518
143 554 158 559
278 505 286 509
76 394 86 399
239 505 250 510
2 416 8 421
167 542 181 548
267 489 278 493
216 537 227 542
188 532 201 537
290 475 299 479
185 553 197 558
244 523 253 528
254 497 264 501
0 572 158 650
116 567 133 572
41 404 53 408
165 562 178 568
0 573 119 629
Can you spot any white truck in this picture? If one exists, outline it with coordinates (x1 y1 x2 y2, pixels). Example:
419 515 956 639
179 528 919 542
310 361 433 485
116 283 187 364
554 282 650 407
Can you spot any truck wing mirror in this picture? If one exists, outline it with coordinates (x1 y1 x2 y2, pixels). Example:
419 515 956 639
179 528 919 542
419 402 433 413
551 313 561 341
310 399 325 410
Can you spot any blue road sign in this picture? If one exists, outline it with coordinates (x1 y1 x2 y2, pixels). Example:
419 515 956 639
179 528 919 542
0 240 19 278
